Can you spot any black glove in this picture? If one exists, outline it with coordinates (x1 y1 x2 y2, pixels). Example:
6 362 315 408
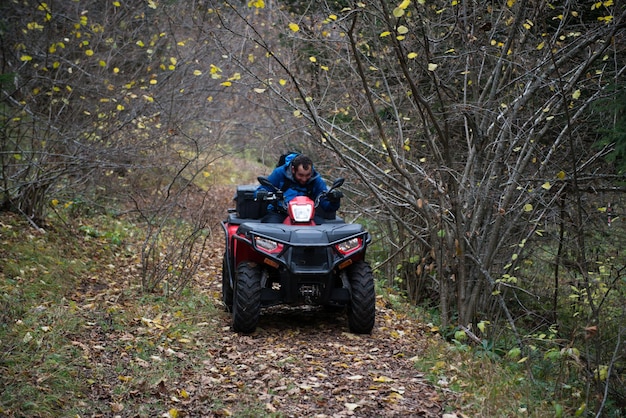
326 189 343 202
256 189 268 200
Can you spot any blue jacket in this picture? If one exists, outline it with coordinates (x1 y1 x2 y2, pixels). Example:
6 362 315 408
257 154 340 213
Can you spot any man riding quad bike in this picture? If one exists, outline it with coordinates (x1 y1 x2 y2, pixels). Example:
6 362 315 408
221 165 376 334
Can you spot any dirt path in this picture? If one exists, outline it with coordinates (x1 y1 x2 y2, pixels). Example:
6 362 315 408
73 186 451 417
184 193 449 417
193 299 447 417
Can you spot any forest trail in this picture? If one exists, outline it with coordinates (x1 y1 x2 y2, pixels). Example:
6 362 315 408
179 185 450 417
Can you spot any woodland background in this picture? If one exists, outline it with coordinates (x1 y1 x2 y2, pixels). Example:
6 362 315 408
1 0 626 416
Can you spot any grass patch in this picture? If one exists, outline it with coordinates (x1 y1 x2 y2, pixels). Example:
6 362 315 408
375 283 592 417
0 212 224 417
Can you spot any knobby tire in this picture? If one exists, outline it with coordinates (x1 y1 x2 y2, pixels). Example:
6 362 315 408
347 261 376 334
232 262 262 334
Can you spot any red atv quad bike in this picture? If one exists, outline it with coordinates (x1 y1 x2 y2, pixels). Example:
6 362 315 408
221 177 375 334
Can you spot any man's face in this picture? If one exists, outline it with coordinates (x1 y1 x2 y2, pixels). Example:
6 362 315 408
292 164 312 185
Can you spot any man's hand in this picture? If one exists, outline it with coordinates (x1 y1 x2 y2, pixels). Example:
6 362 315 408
256 189 268 200
326 189 343 202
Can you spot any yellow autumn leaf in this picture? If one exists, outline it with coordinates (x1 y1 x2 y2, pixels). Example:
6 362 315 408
279 79 287 86
288 22 299 32
407 52 418 59
51 199 59 207
373 375 394 383
557 170 566 179
309 56 317 63
85 49 94 56
398 0 411 9
168 408 179 418
537 41 545 50
393 7 405 17
248 0 265 8
147 0 157 8
523 203 533 212
541 182 551 190
20 55 33 61
179 389 189 399
595 365 608 381
193 70 202 76
397 25 409 34
380 31 391 37
428 63 438 71
27 21 44 30
572 89 581 99
477 320 488 333
113 1 121 6
117 104 124 111
136 40 145 47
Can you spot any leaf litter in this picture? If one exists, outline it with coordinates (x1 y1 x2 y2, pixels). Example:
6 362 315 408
1 190 451 417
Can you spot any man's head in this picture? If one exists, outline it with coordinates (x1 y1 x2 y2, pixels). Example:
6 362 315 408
291 154 313 185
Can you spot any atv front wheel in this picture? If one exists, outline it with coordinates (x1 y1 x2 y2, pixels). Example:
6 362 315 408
232 262 262 334
347 261 375 334
222 253 233 312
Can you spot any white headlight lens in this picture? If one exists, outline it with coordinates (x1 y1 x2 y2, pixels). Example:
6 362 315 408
255 237 279 251
291 203 313 222
336 237 360 254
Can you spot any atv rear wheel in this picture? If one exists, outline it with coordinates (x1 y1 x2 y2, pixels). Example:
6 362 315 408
347 261 375 334
232 262 262 334
222 253 233 312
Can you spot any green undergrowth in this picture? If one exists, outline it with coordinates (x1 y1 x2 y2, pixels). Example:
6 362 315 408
377 284 586 417
0 212 222 417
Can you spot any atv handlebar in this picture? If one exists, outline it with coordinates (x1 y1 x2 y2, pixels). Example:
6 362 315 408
257 176 345 208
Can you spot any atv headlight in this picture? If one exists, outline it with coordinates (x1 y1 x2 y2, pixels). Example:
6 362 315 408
291 202 314 223
255 236 282 253
335 237 362 255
